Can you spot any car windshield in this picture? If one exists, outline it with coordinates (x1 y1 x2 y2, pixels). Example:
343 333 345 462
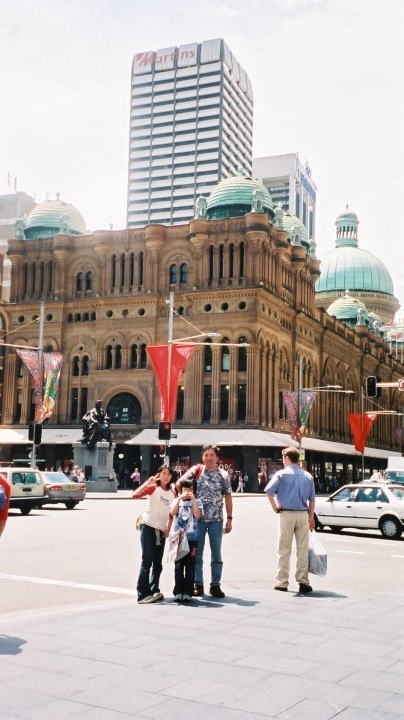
384 470 404 484
388 486 404 501
42 472 71 484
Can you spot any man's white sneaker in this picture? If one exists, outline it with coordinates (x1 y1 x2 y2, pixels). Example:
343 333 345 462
153 592 164 602
174 594 183 602
137 595 155 604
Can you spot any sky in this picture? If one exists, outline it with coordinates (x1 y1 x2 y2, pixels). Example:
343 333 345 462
1 0 403 313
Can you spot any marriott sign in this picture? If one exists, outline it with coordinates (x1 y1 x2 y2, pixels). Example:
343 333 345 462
133 44 198 74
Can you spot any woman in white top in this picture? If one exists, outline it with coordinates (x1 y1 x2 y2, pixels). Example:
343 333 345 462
133 465 176 604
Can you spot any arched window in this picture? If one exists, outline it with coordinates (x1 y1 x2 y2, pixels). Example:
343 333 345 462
90 312 96 321
115 345 122 369
105 345 113 370
129 253 134 286
229 243 234 277
111 255 116 290
180 263 187 283
239 243 245 278
75 313 81 322
130 344 138 368
208 245 214 284
221 338 230 372
67 313 73 323
85 271 93 291
107 392 142 424
120 254 125 287
47 260 53 293
39 262 45 294
81 356 89 376
138 252 144 286
238 336 248 371
218 244 224 280
204 340 212 372
82 312 89 322
76 272 83 292
72 356 80 376
140 343 147 369
169 264 177 284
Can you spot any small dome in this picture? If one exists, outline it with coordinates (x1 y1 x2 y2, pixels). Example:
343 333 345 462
280 210 309 246
206 173 273 220
336 206 359 223
24 198 86 239
327 291 367 322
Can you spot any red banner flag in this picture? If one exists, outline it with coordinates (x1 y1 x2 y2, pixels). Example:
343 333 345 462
147 344 195 421
349 413 378 453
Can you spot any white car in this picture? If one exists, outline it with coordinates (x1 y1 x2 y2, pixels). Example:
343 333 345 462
0 466 46 515
315 483 404 539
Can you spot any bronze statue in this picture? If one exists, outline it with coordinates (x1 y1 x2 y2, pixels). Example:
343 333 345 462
81 400 112 451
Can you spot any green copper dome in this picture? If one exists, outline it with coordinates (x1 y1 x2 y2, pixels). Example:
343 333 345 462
206 173 274 220
327 291 368 324
316 208 394 295
280 210 309 246
24 198 86 239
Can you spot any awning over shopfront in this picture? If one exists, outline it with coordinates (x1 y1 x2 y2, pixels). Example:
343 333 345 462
125 427 400 460
41 428 82 444
0 428 29 444
125 428 290 448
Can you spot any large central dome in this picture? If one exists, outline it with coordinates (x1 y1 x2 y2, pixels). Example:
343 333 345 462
316 207 393 294
315 207 399 324
316 246 394 294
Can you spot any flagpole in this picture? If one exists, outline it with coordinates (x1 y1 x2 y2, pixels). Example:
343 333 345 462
360 383 365 481
31 302 45 469
164 292 174 463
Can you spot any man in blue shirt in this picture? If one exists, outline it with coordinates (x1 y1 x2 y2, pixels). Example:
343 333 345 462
265 446 315 593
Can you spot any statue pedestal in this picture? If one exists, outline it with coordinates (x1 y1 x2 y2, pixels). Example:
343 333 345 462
73 442 118 492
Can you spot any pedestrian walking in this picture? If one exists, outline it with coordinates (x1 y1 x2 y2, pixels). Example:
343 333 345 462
132 464 176 604
167 477 203 602
235 473 244 493
178 444 232 598
265 446 315 594
130 467 141 489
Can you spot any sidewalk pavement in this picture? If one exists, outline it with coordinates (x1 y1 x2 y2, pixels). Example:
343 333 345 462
1 584 404 718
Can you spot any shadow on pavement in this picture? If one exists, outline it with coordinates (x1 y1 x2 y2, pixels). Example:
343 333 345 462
0 634 27 655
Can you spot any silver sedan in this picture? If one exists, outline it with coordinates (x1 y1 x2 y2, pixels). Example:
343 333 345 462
315 483 404 539
41 471 86 510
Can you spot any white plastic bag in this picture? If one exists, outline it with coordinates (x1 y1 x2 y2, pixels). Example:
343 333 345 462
308 531 327 575
167 530 189 562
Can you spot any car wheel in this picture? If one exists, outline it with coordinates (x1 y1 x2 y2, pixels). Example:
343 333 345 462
329 526 343 533
65 500 78 510
20 506 31 515
379 516 402 539
314 514 323 531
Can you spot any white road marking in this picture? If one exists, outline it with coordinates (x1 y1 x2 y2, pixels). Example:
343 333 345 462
391 555 404 559
0 573 134 595
336 550 364 554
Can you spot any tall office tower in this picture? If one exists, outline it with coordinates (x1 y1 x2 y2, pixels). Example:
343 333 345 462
253 153 317 239
127 38 253 228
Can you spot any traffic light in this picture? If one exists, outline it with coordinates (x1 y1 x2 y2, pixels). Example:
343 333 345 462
28 422 42 445
364 376 378 398
158 421 172 441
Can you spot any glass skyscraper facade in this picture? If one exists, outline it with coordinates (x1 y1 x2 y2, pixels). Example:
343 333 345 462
127 38 253 228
